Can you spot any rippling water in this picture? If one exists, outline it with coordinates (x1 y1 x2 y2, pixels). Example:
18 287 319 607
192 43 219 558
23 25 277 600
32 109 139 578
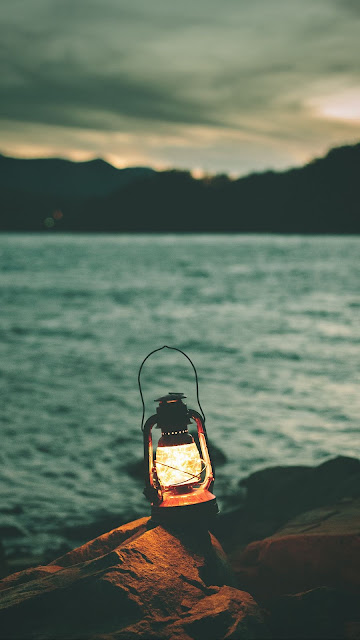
0 233 359 560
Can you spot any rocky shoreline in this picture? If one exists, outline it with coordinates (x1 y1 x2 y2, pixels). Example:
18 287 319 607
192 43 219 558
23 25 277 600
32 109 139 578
0 455 359 639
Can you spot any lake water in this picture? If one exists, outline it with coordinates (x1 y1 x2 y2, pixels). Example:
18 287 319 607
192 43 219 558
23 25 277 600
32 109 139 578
0 233 359 561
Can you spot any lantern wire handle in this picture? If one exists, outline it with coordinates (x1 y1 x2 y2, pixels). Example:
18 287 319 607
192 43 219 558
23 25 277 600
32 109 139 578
138 345 206 431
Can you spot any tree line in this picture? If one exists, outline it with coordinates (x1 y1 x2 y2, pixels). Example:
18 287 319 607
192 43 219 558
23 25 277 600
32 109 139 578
0 143 359 233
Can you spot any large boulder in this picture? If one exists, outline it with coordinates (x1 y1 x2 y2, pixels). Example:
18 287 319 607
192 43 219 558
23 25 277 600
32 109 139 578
231 498 360 639
232 498 360 599
213 456 360 553
0 517 268 640
213 457 360 640
0 541 8 580
264 586 360 640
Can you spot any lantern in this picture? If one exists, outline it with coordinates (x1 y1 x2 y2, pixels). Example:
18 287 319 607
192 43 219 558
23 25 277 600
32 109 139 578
139 347 218 524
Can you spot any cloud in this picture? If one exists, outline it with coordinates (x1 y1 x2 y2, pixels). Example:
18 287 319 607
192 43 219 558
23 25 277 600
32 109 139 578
332 0 360 17
0 65 222 130
0 0 359 174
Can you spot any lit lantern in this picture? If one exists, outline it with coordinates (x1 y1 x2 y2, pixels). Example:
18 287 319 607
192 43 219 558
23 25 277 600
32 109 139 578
143 393 218 523
139 347 218 524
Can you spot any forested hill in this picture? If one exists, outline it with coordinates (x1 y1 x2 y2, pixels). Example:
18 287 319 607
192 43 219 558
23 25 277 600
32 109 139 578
0 142 359 232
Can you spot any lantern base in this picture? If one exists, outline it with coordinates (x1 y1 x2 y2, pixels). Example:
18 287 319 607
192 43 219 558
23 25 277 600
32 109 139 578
151 489 219 527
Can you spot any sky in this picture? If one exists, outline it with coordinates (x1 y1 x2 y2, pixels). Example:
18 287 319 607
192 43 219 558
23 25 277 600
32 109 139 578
1 0 360 176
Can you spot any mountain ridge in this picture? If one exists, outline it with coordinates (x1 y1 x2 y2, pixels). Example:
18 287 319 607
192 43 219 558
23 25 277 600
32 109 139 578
0 142 359 232
0 154 155 198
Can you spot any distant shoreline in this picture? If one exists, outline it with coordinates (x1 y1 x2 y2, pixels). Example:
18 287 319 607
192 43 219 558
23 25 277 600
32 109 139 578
1 230 359 236
1 142 360 233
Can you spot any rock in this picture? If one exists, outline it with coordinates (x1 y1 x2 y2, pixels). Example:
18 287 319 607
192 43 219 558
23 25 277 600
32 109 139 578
230 498 360 640
0 517 268 640
241 456 360 520
213 456 360 553
61 513 129 542
0 525 25 538
110 586 268 640
210 457 360 640
231 497 360 600
52 517 150 568
165 585 268 640
0 518 151 594
0 541 8 579
195 436 227 468
265 586 360 640
5 554 55 576
124 457 145 481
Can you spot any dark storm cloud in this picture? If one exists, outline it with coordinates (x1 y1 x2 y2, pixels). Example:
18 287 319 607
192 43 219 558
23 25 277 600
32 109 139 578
1 0 355 126
0 1 224 129
332 0 360 17
1 0 359 172
0 66 220 130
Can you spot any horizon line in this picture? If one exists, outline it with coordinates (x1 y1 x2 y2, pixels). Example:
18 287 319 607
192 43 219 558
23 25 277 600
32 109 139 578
3 140 359 181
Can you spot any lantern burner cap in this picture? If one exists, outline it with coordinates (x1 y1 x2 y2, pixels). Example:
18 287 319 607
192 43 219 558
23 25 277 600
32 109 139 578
155 393 186 403
155 393 190 431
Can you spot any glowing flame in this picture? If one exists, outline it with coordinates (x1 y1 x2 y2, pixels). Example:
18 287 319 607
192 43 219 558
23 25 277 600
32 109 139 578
155 443 202 488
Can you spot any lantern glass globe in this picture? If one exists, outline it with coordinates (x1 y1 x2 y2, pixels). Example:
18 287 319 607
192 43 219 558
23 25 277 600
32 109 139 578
155 441 202 488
